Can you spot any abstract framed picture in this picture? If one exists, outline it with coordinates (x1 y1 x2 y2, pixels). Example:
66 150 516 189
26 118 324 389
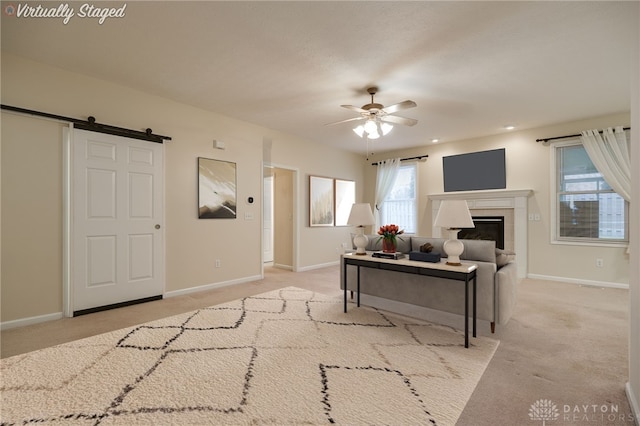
198 157 237 219
334 179 355 226
309 175 334 227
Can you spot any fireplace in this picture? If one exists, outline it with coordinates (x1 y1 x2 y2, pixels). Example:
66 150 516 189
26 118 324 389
459 216 505 249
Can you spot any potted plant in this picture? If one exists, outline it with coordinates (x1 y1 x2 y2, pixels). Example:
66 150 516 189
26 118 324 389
377 224 404 253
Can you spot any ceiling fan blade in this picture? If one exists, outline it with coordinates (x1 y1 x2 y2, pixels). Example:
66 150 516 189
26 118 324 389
325 116 366 126
341 104 368 113
382 100 417 114
381 115 418 126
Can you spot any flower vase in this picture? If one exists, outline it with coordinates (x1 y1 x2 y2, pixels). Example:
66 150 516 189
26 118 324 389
382 239 396 253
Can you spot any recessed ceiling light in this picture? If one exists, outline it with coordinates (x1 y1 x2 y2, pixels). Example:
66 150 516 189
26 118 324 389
504 125 516 130
431 138 439 143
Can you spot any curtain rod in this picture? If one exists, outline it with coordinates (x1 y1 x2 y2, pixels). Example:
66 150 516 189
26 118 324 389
371 155 428 166
536 127 630 144
1 104 172 144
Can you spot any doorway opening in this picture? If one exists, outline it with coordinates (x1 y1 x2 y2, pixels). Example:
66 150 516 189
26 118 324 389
263 165 297 273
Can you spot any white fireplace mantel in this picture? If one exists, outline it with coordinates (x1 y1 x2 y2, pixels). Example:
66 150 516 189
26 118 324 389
428 189 533 278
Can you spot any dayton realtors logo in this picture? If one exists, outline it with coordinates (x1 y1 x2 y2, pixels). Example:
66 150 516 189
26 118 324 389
529 399 560 425
3 3 126 24
529 399 635 424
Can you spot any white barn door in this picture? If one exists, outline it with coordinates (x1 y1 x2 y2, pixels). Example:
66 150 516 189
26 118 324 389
72 129 164 314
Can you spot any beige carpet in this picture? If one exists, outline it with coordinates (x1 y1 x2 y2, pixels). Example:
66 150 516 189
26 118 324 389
1 287 498 425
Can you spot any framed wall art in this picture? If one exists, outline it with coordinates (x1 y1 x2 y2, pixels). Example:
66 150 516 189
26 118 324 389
334 179 356 226
198 157 237 219
309 175 334 227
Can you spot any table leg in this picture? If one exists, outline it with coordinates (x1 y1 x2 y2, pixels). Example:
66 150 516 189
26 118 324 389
357 265 361 307
464 276 469 348
473 273 477 338
343 261 347 313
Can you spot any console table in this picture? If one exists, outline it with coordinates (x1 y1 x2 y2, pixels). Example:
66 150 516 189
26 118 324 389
342 253 478 348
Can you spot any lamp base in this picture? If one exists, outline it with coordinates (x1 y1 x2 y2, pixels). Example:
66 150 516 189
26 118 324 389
443 229 464 266
352 228 369 255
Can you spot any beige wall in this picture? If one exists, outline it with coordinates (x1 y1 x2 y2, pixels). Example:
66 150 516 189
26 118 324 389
0 54 364 323
1 114 65 320
364 112 631 286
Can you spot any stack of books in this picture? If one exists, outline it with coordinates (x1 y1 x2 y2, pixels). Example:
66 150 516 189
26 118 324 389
371 252 405 260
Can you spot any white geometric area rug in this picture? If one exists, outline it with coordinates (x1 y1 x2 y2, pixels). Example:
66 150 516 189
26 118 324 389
0 287 498 425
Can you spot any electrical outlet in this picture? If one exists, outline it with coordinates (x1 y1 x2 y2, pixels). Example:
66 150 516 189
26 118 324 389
215 259 221 268
596 258 604 268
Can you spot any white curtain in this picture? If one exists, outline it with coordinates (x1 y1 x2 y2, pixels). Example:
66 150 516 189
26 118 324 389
581 126 631 253
374 158 401 228
581 126 631 202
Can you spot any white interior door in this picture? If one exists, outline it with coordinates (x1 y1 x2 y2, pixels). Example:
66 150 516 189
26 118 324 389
263 175 274 263
72 129 164 314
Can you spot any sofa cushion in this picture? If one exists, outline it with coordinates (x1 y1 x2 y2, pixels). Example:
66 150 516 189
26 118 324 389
459 239 496 263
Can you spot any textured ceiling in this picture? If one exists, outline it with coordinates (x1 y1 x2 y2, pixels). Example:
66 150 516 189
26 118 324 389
1 1 638 154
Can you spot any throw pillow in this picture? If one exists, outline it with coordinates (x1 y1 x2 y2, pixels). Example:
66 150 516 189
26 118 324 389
496 248 516 267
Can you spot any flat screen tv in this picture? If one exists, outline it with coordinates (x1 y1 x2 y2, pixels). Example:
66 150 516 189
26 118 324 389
443 148 506 192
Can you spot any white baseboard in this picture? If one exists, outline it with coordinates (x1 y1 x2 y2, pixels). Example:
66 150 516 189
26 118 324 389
296 260 340 272
2 276 263 330
1 312 63 331
273 263 293 271
626 382 640 426
527 273 629 289
164 275 262 298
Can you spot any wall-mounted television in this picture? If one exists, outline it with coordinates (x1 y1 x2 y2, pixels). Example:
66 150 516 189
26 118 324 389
443 148 506 192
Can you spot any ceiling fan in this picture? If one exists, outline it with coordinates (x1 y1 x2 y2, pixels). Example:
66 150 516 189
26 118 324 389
327 87 418 139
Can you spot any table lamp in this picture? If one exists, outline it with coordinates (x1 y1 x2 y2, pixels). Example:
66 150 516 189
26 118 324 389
434 200 474 265
347 203 376 255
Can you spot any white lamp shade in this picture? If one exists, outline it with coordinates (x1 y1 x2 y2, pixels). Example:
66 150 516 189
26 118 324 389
367 130 380 139
381 123 393 135
364 120 377 134
347 203 375 226
434 200 474 229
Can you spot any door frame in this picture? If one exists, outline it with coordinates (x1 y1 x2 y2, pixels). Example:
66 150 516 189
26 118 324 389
262 162 299 275
62 126 166 317
62 126 73 317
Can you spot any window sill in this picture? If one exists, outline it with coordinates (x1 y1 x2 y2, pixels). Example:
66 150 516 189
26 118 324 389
551 239 629 248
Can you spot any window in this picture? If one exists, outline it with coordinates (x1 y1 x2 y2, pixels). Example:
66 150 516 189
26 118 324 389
554 141 628 244
379 163 417 233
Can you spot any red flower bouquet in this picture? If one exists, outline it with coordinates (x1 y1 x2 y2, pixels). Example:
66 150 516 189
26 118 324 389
377 224 404 253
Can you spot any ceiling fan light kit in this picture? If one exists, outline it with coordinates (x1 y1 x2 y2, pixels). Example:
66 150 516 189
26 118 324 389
326 87 418 140
353 120 393 139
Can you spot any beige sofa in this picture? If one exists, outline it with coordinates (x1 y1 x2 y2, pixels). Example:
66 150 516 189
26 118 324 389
341 236 518 333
